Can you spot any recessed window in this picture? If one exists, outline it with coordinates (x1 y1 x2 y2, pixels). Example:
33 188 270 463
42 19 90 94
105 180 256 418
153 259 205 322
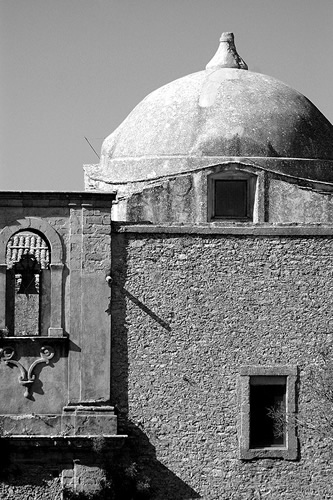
208 170 256 221
215 180 248 218
239 366 298 460
250 376 286 448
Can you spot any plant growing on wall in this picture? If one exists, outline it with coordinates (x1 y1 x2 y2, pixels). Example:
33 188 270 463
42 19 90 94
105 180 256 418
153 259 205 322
267 347 333 450
63 460 151 500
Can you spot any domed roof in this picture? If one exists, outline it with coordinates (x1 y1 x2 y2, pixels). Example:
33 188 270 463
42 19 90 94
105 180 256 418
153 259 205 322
96 33 333 184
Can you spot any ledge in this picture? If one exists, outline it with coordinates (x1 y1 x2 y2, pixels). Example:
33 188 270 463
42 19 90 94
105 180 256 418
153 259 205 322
63 405 115 413
0 335 68 342
239 446 298 461
0 435 127 450
113 223 333 236
240 365 298 376
0 191 115 208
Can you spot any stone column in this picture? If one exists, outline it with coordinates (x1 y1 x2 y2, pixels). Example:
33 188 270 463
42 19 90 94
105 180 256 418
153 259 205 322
0 264 7 332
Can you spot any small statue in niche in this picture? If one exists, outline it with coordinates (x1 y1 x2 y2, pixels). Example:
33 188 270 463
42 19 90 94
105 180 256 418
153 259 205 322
14 253 41 295
6 232 50 336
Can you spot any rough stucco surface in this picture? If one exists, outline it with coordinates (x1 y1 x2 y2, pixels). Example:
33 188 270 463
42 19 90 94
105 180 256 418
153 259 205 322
111 232 333 500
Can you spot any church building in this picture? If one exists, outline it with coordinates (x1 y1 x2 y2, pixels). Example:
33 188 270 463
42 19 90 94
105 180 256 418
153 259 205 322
0 33 333 499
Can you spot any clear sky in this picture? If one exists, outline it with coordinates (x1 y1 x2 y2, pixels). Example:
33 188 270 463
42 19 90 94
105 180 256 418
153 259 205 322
1 0 332 191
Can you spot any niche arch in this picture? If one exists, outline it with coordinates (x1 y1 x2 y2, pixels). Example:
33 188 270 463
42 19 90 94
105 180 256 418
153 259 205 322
0 218 64 337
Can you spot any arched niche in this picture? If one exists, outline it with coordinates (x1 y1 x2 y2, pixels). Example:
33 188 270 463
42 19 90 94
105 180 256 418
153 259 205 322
0 218 64 337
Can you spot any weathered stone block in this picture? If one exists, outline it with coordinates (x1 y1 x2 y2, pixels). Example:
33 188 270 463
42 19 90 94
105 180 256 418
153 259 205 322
0 414 62 436
61 406 117 436
73 463 107 495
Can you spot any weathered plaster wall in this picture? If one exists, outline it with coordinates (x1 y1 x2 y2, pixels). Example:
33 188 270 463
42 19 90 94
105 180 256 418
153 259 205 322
111 230 333 499
269 179 333 223
85 170 208 224
125 173 203 224
86 166 333 225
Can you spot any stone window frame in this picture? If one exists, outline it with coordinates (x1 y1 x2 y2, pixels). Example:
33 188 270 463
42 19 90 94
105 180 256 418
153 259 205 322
239 365 298 460
206 163 265 223
0 217 64 337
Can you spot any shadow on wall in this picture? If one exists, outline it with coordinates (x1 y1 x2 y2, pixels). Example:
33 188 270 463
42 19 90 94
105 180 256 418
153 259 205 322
110 231 200 500
113 420 201 500
0 435 199 500
0 454 62 500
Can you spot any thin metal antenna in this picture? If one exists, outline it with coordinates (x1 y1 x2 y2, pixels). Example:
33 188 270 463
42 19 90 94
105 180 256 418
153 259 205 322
84 136 100 159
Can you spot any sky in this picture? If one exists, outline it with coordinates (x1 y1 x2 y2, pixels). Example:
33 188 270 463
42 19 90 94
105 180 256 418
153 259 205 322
0 0 332 192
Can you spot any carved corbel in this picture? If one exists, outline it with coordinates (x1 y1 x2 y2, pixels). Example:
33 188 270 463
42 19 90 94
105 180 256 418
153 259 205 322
0 345 55 398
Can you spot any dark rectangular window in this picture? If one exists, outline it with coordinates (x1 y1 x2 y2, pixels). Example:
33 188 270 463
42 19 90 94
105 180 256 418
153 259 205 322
250 376 286 448
214 180 247 218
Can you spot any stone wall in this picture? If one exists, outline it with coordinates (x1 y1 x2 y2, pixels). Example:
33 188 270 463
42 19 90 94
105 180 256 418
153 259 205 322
0 465 62 500
111 227 333 499
1 194 333 498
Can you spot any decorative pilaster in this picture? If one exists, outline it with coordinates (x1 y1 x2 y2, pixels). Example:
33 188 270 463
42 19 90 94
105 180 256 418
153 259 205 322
0 264 7 331
49 263 64 336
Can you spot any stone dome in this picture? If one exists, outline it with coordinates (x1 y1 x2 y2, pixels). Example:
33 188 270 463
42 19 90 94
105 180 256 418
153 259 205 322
96 33 333 185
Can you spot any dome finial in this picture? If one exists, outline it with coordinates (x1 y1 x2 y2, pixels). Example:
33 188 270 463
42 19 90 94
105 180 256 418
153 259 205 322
206 32 248 70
